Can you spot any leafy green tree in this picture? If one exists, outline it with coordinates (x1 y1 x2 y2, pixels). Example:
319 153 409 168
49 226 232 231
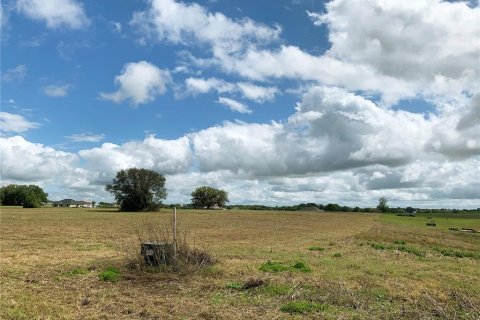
0 184 48 208
105 168 167 212
377 197 389 213
191 186 229 209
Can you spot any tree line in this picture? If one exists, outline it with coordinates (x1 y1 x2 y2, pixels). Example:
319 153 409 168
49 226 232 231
0 184 48 208
2 168 479 214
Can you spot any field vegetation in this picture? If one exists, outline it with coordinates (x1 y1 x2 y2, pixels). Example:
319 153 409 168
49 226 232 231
1 207 479 319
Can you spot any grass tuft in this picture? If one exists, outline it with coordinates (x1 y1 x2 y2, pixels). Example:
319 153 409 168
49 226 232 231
260 261 311 273
308 246 325 251
99 267 120 282
259 261 290 272
332 253 342 257
280 301 327 314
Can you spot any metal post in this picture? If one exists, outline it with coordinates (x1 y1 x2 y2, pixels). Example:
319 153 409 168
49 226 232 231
173 207 177 255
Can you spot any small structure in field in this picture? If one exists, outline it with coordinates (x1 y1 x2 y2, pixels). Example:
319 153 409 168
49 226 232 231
426 221 436 227
53 199 92 208
141 243 175 266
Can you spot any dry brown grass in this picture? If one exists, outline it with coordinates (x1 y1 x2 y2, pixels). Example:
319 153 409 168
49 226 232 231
1 206 479 319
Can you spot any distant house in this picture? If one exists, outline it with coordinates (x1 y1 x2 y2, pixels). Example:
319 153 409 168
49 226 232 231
53 199 92 208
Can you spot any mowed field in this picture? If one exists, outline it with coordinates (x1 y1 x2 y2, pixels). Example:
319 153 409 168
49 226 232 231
1 207 479 319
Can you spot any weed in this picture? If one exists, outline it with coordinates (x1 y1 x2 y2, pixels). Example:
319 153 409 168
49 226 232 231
370 243 387 250
280 301 327 314
292 261 311 272
308 246 325 251
99 267 120 282
260 261 311 273
65 268 88 276
433 247 480 259
393 240 406 245
396 245 426 257
226 281 243 290
262 284 291 296
259 261 290 272
333 253 342 257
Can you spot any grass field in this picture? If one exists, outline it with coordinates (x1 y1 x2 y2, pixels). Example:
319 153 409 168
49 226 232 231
1 207 479 319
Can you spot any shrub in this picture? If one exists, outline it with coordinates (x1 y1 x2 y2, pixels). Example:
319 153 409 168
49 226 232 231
130 221 217 272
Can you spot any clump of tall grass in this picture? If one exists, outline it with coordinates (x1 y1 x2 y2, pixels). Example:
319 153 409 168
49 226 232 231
126 220 216 273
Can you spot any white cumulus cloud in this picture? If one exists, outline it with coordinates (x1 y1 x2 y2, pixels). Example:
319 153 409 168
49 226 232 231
100 61 171 106
17 0 90 29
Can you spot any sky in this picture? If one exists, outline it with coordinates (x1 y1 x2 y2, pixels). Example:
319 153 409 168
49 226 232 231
1 0 479 208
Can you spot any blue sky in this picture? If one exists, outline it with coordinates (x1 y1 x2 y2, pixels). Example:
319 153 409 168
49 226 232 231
1 0 479 208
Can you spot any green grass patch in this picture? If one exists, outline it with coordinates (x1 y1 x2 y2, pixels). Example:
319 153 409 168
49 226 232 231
308 246 325 251
226 281 243 290
260 261 290 272
332 253 342 257
433 247 480 259
280 301 327 314
65 267 88 276
396 245 426 257
370 242 426 257
370 243 387 250
262 283 291 296
99 267 120 282
260 261 311 273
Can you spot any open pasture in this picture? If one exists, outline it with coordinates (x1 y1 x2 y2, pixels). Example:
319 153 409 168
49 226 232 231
1 207 479 319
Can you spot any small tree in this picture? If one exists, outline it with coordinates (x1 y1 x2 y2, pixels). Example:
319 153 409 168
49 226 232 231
106 168 167 212
377 197 389 213
191 186 229 209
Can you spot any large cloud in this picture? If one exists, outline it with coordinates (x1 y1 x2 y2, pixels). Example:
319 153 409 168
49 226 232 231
79 135 192 183
309 0 479 98
130 0 280 49
17 0 90 30
0 136 78 181
190 86 432 176
132 0 478 104
100 61 171 106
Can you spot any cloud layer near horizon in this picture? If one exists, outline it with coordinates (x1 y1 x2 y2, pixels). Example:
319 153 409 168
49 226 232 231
2 86 479 207
1 0 479 208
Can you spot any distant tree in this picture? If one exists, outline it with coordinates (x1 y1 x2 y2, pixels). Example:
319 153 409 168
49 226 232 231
0 184 48 208
191 186 229 209
377 197 389 213
325 203 341 211
105 168 167 212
